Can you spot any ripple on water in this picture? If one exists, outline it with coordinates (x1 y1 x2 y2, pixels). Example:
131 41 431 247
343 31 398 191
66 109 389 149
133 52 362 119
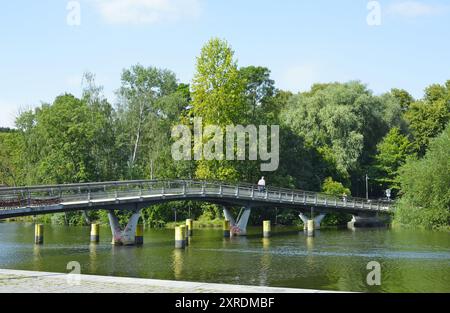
196 247 450 261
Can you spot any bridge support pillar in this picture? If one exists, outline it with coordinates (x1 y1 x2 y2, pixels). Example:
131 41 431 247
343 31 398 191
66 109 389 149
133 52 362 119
347 214 388 229
223 220 230 238
175 226 186 249
307 220 315 237
90 223 100 243
135 224 144 245
34 224 44 245
263 220 271 238
299 213 326 230
223 207 252 236
108 210 141 246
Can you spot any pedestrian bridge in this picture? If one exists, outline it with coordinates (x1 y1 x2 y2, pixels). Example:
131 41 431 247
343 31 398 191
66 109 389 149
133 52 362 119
0 180 393 244
0 179 392 219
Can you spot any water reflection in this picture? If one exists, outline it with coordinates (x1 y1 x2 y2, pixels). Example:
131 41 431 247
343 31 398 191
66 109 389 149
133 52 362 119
110 245 140 278
306 235 314 251
32 244 42 271
172 249 184 280
305 234 316 270
89 243 97 273
259 238 271 286
263 237 270 248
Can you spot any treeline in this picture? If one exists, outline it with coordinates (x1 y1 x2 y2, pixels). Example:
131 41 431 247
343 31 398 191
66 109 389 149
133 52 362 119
0 38 449 229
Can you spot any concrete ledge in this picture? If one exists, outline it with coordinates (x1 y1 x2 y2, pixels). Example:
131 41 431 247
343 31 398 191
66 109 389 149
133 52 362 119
0 269 343 293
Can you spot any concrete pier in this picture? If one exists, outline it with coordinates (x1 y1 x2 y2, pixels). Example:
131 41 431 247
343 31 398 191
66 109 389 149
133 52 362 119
108 210 141 246
307 220 315 237
90 224 99 243
222 207 251 236
299 213 326 230
34 224 44 245
223 220 230 238
175 226 186 249
135 224 144 245
263 220 271 238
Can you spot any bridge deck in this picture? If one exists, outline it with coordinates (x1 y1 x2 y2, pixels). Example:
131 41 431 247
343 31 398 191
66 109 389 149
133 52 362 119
0 180 392 219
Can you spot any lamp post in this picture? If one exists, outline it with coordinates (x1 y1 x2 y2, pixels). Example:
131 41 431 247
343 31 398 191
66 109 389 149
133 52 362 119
365 174 369 200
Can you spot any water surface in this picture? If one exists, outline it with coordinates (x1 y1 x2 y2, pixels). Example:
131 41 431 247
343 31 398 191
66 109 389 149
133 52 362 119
0 223 449 292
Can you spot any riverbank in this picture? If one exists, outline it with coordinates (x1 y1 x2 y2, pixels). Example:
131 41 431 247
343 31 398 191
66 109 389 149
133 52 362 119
0 269 338 293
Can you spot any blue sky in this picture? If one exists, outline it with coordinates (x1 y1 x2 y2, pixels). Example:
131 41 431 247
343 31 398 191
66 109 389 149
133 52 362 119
1 0 450 128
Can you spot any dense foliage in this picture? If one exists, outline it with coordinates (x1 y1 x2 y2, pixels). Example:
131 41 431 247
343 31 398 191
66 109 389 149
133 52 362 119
394 124 450 229
1 38 448 229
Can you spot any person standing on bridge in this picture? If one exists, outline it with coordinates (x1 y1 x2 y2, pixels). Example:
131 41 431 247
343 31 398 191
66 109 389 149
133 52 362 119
258 176 266 192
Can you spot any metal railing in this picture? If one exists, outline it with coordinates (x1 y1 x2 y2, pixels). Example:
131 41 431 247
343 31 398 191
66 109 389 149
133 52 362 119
0 180 393 212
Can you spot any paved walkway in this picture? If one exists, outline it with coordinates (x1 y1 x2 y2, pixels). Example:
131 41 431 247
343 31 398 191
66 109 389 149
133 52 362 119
0 269 336 293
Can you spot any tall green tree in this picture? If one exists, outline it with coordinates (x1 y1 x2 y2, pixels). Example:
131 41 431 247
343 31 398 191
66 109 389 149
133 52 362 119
22 94 110 183
0 131 22 186
191 38 248 181
239 66 275 123
372 127 412 194
82 72 121 181
405 81 450 156
281 82 389 186
116 64 186 179
191 38 247 126
395 123 450 229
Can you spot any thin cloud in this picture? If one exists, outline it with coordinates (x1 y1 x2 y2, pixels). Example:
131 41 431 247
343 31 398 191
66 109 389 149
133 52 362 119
92 0 202 25
387 1 448 18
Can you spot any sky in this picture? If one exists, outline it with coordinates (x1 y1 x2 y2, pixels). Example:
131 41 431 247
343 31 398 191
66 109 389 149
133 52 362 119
1 0 450 128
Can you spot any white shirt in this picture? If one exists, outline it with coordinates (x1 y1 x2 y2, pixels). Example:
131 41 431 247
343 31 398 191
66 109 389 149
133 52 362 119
258 179 266 186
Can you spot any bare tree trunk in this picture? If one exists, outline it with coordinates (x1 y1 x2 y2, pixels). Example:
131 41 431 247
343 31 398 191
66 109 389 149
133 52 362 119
82 210 91 225
131 101 145 170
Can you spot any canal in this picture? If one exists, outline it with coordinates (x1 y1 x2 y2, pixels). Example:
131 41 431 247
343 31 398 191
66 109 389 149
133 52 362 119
0 222 449 292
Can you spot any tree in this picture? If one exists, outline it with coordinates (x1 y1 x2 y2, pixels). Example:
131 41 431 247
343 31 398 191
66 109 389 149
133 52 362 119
30 94 108 184
321 177 352 226
191 38 247 126
372 127 412 195
191 38 248 181
239 66 275 123
395 123 450 229
390 88 414 111
116 64 185 179
281 81 390 185
322 177 351 197
379 91 409 133
405 81 450 156
82 72 121 181
11 91 119 186
0 131 22 186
